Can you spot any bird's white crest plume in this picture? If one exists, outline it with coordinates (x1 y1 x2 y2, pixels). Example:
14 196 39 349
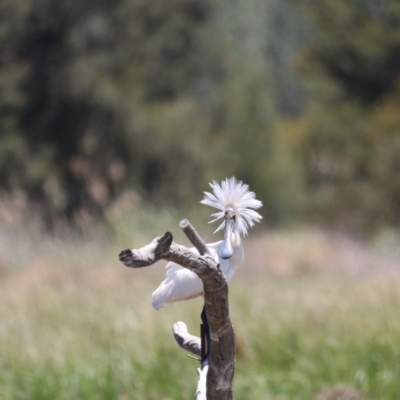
151 176 261 310
200 177 262 236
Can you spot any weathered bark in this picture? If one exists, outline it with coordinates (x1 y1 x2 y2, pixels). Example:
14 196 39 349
119 220 235 400
172 321 208 399
179 219 211 256
172 321 201 357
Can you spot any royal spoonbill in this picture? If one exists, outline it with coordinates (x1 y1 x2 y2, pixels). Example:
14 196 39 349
152 176 262 310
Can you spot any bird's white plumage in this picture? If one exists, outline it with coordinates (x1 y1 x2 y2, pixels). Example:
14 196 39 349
152 176 262 310
201 177 262 236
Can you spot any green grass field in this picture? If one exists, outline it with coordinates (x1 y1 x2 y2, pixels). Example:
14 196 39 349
1 221 399 399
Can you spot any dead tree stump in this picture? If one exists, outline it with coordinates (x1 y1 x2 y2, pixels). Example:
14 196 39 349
119 220 235 400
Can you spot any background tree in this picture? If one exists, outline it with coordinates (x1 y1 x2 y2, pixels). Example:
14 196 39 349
1 0 399 234
286 0 400 233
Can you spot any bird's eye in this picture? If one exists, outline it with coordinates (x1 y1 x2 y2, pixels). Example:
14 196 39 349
224 210 236 220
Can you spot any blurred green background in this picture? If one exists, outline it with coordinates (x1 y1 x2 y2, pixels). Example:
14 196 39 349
1 0 400 399
1 0 400 233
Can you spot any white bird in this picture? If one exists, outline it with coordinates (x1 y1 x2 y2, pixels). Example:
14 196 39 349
152 176 262 310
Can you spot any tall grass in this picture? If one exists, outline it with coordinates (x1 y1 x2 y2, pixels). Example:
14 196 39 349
0 212 399 399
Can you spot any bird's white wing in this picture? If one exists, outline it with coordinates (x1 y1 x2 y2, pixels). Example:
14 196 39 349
152 262 204 310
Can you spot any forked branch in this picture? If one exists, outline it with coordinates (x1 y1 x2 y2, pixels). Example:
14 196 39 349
119 220 235 400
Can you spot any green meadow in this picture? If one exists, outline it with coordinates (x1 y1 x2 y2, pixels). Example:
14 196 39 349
1 220 399 400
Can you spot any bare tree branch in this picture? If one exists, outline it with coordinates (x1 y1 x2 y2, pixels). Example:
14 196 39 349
119 221 235 400
172 321 201 357
119 232 172 267
179 219 211 256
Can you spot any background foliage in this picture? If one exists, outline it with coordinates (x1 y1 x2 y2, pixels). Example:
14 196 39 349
1 0 399 234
